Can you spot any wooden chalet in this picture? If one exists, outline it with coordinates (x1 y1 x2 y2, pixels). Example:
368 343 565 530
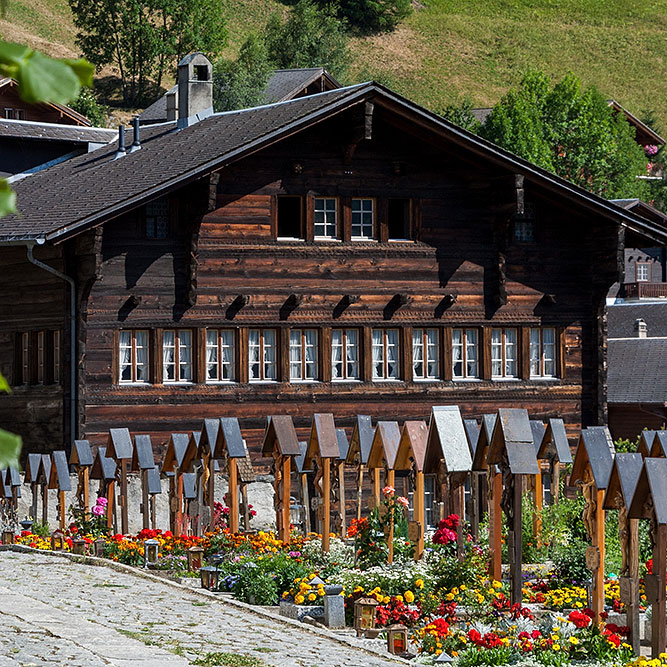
2 53 667 473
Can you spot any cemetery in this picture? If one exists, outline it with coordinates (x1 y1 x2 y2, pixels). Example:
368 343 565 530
2 409 667 667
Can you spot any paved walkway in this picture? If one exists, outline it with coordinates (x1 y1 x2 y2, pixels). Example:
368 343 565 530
0 551 398 666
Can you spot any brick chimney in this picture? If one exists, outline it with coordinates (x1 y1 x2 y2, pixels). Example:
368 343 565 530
635 318 648 338
177 53 213 129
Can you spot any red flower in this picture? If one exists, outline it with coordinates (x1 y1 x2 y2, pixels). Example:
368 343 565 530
569 610 592 628
467 628 482 644
531 629 542 640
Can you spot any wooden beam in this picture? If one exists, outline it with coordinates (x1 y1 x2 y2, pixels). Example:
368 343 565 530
59 490 66 531
415 471 425 559
229 457 239 534
490 469 502 582
301 472 311 534
119 459 129 535
281 456 291 545
322 457 330 552
652 523 667 658
141 468 150 530
337 461 347 538
592 488 606 622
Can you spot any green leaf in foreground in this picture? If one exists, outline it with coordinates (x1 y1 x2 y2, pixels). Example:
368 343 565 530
0 428 21 469
0 179 17 217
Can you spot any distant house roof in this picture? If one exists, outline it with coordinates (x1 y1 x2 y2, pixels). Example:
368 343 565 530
0 118 115 144
608 302 667 339
138 85 177 125
0 78 92 127
608 338 667 403
472 100 665 147
611 199 667 229
3 82 667 245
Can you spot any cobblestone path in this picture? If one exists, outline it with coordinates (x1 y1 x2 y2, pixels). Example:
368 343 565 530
0 551 398 667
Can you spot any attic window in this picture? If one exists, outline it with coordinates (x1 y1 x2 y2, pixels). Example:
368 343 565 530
145 197 170 239
195 65 209 81
514 202 535 243
277 196 304 239
388 199 411 240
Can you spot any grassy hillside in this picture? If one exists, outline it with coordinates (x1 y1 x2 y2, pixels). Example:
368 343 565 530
1 0 665 130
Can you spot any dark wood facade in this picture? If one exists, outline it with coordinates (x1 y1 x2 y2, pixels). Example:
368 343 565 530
0 96 642 465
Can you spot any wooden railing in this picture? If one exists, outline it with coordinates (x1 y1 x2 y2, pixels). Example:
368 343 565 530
624 282 667 299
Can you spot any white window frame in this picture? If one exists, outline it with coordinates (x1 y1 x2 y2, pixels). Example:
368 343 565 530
21 332 29 385
372 328 400 381
452 328 479 379
205 329 236 383
249 329 277 382
118 330 149 385
313 197 338 239
331 328 359 381
636 262 650 282
530 327 557 378
412 328 440 380
162 329 193 384
351 198 375 240
491 328 517 379
289 329 319 381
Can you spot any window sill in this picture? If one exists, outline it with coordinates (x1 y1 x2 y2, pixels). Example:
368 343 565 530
248 379 279 384
289 379 319 384
530 376 559 381
351 237 377 242
277 237 305 242
491 377 520 381
331 378 361 383
205 380 237 385
314 237 341 242
388 239 413 243
413 378 441 383
371 378 402 383
118 382 151 386
163 381 195 385
452 377 481 382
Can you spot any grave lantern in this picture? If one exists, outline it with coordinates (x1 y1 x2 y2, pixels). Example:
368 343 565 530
346 415 374 521
603 452 643 654
629 457 667 658
354 596 379 637
487 408 539 605
386 623 409 655
93 536 107 557
48 450 73 532
200 565 220 591
20 518 33 532
1 529 14 544
367 421 400 508
394 420 428 559
72 537 87 555
143 538 159 568
423 406 472 560
570 426 615 621
261 416 301 544
472 414 502 581
51 529 65 551
187 545 205 571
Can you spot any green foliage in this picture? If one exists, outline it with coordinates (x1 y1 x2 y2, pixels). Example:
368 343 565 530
438 98 482 134
192 653 265 667
264 0 349 78
330 0 411 34
481 70 649 200
552 538 589 584
213 33 272 112
70 88 108 127
232 564 278 605
614 435 640 453
427 541 487 592
456 646 514 666
68 0 227 106
30 520 51 538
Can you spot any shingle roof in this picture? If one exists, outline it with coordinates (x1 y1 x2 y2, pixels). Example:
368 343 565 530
3 82 667 245
608 338 667 403
263 68 339 103
138 85 177 125
608 303 667 339
0 119 116 143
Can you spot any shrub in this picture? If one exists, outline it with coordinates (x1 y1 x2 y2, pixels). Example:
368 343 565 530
330 0 411 34
232 564 278 605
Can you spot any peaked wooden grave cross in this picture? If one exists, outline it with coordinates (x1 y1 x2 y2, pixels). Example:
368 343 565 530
570 426 615 622
106 428 134 535
132 435 157 530
48 450 72 532
333 428 349 538
650 431 667 458
394 420 428 559
90 446 117 531
197 418 221 532
603 452 643 654
24 453 42 520
305 413 340 553
346 415 374 519
261 415 301 544
36 455 52 525
162 433 190 537
463 418 482 540
294 441 313 534
472 414 502 581
145 466 162 528
3 467 21 512
536 418 572 505
214 417 249 535
629 458 667 658
638 430 658 458
424 406 473 559
529 420 546 544
487 408 539 605
70 440 94 519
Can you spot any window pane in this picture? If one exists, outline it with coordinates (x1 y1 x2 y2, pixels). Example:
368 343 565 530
178 330 192 381
314 198 337 238
263 330 276 380
386 329 399 379
352 199 373 238
221 330 234 381
304 329 318 380
249 329 260 380
163 331 175 381
543 328 555 377
504 329 517 377
491 329 502 377
466 329 478 378
426 329 439 378
346 329 358 379
530 328 540 377
290 330 302 380
372 329 383 379
452 329 463 378
206 330 219 381
412 329 424 379
331 329 343 380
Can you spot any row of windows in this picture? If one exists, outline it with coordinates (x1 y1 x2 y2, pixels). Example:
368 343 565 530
4 108 26 120
15 331 62 386
118 326 559 385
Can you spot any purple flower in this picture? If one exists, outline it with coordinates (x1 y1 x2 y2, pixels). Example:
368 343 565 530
92 505 105 516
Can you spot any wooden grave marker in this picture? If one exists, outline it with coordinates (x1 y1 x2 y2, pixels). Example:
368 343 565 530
536 418 572 505
146 465 162 528
629 458 667 658
294 440 313 534
36 455 52 525
570 426 615 622
3 467 21 512
24 453 42 520
90 447 117 531
472 413 502 581
48 450 72 531
261 416 301 544
70 440 93 519
183 431 205 536
106 428 134 535
305 413 340 553
487 408 539 605
162 433 190 536
133 435 156 530
650 432 667 458
214 417 249 535
236 443 256 532
638 431 657 458
394 420 428 559
463 418 482 540
333 428 349 538
603 452 643 654
424 406 473 560
198 418 222 532
346 415 374 517
530 420 546 543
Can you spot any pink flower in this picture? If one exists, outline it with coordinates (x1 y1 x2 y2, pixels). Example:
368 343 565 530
92 505 105 516
397 496 409 509
382 486 395 497
97 497 108 507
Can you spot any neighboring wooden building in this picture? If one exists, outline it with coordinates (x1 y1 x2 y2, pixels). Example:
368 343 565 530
2 55 666 465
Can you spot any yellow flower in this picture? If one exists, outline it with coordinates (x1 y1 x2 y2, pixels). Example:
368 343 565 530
308 593 317 602
404 590 415 604
415 579 424 589
295 594 305 604
569 636 578 645
553 644 560 651
383 596 390 604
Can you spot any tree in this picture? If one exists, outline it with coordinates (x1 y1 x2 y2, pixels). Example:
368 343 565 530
71 89 109 127
481 70 648 200
213 34 272 112
264 0 349 78
330 0 411 34
68 0 227 106
438 98 482 135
